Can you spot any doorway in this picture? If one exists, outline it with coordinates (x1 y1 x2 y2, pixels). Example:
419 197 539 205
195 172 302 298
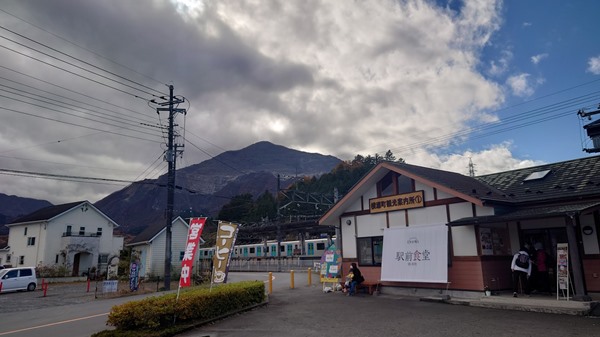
521 227 567 293
72 253 80 276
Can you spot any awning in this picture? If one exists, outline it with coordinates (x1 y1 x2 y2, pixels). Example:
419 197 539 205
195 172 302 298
448 201 600 226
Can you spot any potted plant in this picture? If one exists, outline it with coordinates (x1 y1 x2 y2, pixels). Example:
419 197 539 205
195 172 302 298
484 285 491 296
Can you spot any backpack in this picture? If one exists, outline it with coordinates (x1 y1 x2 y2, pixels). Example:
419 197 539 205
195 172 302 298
515 253 530 269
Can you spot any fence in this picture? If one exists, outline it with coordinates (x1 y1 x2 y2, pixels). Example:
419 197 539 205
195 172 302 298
198 257 321 273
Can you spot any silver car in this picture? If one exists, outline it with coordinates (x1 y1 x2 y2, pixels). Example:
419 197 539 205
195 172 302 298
0 267 37 292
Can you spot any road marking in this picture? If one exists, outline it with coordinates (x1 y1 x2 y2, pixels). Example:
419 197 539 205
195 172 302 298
0 312 108 336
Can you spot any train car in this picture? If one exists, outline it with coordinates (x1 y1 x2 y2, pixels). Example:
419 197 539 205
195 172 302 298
197 237 334 261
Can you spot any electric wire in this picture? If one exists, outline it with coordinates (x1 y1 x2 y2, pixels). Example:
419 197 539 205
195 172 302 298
0 43 152 101
0 25 167 96
0 65 153 120
0 74 157 125
0 106 161 143
0 7 167 88
0 93 163 139
0 85 161 134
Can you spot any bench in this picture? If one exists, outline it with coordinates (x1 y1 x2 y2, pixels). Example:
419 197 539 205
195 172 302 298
358 281 380 295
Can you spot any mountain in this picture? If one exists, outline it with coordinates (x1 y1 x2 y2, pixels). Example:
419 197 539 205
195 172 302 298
0 194 53 235
94 141 342 235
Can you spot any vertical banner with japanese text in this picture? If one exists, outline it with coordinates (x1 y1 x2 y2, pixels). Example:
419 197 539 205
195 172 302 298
212 221 239 284
380 225 448 283
179 217 207 288
556 243 569 299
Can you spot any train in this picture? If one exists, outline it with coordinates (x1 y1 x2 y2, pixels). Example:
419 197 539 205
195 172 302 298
197 237 334 260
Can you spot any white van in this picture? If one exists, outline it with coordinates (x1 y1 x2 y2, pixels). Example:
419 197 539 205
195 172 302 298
0 267 38 293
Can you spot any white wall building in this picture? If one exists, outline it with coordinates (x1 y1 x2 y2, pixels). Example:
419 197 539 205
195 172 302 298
127 216 205 279
0 201 123 276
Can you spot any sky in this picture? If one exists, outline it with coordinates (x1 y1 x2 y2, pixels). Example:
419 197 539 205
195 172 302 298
1 0 600 205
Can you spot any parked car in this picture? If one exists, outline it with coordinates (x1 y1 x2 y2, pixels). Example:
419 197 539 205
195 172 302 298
0 267 37 293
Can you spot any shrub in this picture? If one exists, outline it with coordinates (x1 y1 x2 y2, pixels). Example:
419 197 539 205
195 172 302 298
106 281 265 332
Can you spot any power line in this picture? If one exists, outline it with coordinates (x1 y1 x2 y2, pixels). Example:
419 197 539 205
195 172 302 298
0 106 161 143
0 65 154 120
0 7 167 88
0 43 152 101
0 25 167 96
0 93 162 139
0 75 157 125
0 85 160 134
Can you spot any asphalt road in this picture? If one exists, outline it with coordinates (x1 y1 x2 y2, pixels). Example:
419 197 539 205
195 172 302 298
0 273 598 337
181 273 600 337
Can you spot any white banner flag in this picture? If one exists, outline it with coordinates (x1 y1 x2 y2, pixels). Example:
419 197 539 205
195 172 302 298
381 225 448 283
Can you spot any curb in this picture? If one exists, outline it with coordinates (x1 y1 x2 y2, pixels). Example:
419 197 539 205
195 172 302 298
419 296 593 316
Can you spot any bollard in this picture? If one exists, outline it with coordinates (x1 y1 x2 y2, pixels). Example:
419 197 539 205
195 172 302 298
290 270 295 289
42 280 48 297
87 278 91 292
308 268 312 286
268 272 273 294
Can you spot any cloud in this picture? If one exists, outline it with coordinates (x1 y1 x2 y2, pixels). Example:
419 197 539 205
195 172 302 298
506 73 535 97
488 49 512 76
531 53 548 65
522 22 532 27
411 142 543 176
0 0 514 204
588 55 600 74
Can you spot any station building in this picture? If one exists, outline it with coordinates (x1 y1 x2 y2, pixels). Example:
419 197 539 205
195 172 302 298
319 156 600 300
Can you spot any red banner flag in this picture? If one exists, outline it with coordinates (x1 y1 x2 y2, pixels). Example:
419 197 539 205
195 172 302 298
179 217 206 288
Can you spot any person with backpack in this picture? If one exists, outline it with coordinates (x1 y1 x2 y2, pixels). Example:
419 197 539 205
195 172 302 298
511 246 532 297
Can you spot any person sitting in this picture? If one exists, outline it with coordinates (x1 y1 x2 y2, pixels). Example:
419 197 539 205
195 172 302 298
348 263 364 296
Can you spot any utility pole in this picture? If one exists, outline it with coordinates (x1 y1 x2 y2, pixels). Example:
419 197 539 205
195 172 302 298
154 85 185 290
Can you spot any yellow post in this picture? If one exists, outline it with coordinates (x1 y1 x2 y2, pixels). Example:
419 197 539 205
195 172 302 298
308 268 312 286
268 272 273 294
290 270 295 289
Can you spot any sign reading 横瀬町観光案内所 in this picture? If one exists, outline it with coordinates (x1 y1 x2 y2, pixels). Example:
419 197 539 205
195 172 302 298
179 217 207 288
380 225 448 283
369 191 424 213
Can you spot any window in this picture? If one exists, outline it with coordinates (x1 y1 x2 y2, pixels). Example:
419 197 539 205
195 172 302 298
27 237 36 246
24 227 28 236
317 242 325 250
6 255 11 263
98 254 108 264
20 268 32 277
96 228 103 236
379 172 395 196
5 270 18 279
55 255 59 263
397 175 412 194
66 225 72 236
524 169 551 182
19 256 25 265
79 227 85 236
179 251 185 261
280 245 285 252
249 247 255 254
357 236 383 266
